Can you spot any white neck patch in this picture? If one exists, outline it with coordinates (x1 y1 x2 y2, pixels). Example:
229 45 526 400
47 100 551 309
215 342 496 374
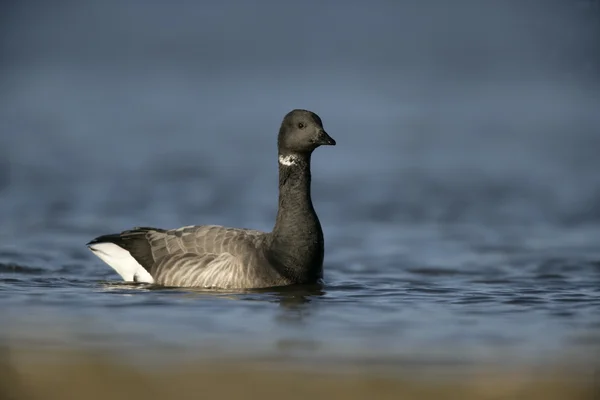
279 154 299 166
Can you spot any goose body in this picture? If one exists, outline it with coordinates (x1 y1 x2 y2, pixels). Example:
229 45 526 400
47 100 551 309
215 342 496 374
87 109 336 289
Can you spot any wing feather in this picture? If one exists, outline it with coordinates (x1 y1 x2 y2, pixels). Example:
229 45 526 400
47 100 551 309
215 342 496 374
134 225 268 288
146 225 264 261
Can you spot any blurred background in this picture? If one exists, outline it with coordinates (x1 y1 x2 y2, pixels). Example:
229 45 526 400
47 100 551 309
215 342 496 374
1 0 599 399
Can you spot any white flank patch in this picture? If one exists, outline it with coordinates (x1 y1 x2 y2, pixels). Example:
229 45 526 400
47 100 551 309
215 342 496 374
279 154 299 166
88 243 154 283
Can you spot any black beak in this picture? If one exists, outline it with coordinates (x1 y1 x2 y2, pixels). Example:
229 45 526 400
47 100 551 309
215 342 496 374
316 130 336 146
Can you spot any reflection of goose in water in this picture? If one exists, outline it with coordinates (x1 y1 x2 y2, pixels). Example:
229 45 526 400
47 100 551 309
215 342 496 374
98 281 325 306
87 110 335 289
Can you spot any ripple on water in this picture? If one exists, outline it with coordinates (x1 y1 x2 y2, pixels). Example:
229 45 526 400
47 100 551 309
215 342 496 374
0 263 47 275
405 267 473 277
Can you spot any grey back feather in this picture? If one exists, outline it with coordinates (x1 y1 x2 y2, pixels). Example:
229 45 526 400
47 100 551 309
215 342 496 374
141 225 284 288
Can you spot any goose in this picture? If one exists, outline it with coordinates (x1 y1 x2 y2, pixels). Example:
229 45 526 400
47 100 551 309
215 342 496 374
86 109 336 289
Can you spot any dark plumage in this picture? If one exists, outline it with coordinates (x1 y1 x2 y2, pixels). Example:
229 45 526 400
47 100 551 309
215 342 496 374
87 109 336 288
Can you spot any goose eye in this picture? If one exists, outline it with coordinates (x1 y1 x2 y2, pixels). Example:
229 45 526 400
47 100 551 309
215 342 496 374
298 122 305 129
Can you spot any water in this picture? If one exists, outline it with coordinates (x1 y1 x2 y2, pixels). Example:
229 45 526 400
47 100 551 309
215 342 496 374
1 0 600 371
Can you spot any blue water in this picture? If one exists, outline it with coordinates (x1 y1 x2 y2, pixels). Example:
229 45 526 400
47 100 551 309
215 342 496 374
1 0 599 368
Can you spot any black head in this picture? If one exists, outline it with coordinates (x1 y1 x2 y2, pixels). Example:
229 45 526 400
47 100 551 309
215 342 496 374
277 109 336 155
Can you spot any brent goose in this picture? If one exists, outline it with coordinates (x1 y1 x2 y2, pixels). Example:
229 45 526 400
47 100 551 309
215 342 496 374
87 109 336 289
